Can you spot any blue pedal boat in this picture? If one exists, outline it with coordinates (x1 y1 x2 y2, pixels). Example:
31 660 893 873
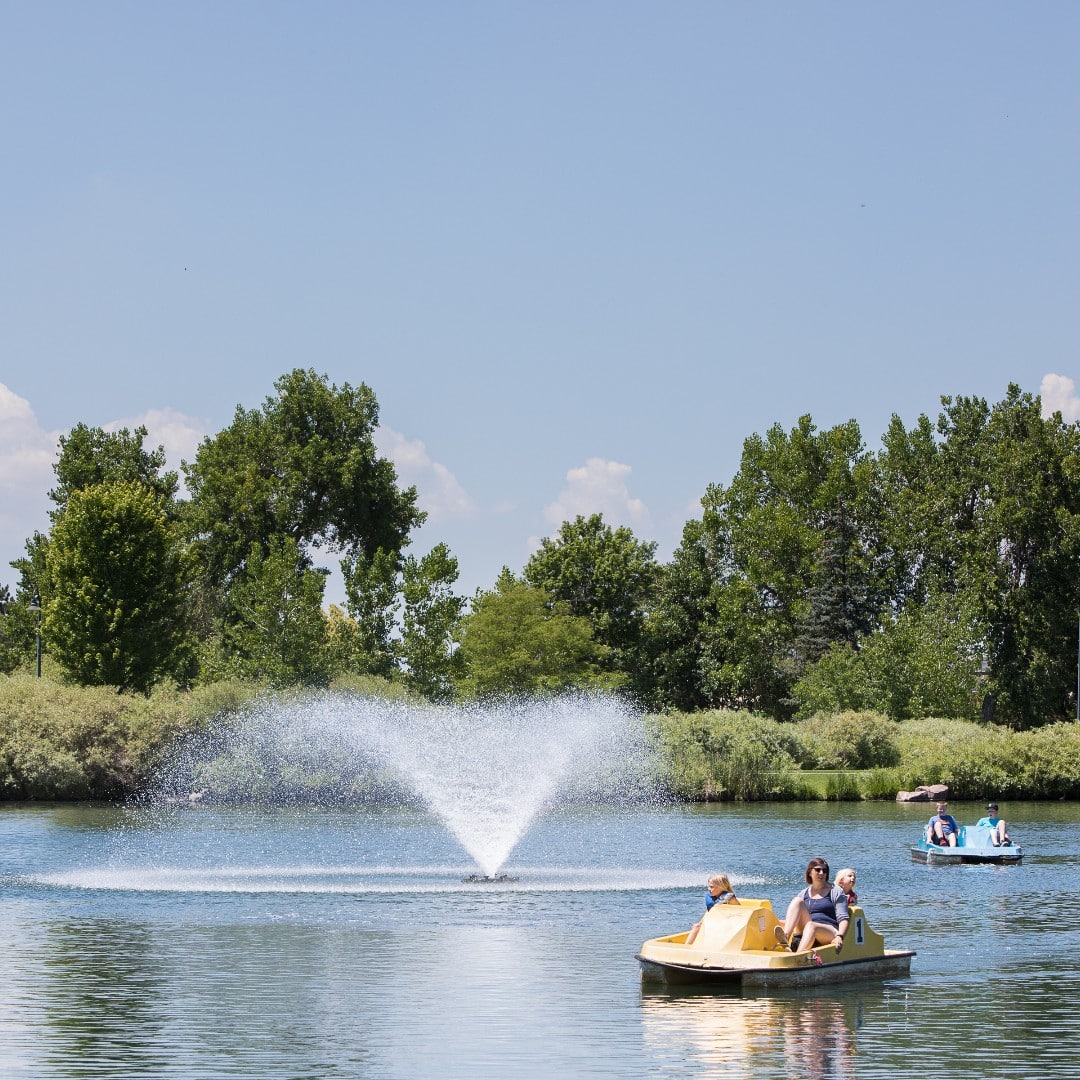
911 824 1023 864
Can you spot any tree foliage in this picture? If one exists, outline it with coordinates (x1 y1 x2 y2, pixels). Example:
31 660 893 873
524 513 659 696
400 543 466 701
455 574 621 699
184 369 423 586
43 481 190 692
214 537 331 688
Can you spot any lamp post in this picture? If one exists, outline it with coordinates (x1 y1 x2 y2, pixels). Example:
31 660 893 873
28 590 41 678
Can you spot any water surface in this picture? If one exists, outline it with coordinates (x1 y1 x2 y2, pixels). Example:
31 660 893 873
1 799 1076 1078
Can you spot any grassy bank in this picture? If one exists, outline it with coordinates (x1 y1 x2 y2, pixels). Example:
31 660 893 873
2 677 1079 802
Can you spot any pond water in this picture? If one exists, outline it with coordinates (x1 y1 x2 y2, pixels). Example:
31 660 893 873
1 798 1077 1079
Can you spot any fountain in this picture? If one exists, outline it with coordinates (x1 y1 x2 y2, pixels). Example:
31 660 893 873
148 691 658 881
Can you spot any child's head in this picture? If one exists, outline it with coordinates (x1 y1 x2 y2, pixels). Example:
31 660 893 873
834 867 857 892
707 874 733 893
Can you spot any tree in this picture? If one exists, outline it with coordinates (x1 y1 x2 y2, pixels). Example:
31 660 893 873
874 386 1080 726
400 543 466 701
455 573 621 699
12 423 182 667
523 513 659 692
339 547 402 679
654 416 882 717
216 537 330 687
43 482 190 692
50 423 178 518
184 369 424 587
792 591 984 721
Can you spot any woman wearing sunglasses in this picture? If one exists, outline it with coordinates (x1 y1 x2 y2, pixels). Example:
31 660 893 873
774 857 850 954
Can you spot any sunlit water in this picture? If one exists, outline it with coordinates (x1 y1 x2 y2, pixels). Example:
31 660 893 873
2 799 1079 1078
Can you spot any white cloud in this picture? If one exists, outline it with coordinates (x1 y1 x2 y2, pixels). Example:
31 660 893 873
0 384 58 573
543 457 652 534
1041 373 1080 422
375 426 475 521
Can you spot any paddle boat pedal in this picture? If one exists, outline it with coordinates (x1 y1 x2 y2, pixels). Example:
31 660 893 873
636 898 914 988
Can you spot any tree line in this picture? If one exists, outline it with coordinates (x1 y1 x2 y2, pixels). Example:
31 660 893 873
2 371 1078 729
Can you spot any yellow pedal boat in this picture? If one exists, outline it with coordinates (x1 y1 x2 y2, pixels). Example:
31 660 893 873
636 898 914 988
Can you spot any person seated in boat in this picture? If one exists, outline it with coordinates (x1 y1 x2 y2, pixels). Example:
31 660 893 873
834 867 857 905
775 858 850 955
926 801 959 846
976 802 1010 846
685 873 739 945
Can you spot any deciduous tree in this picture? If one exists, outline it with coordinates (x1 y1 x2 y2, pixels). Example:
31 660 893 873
44 482 190 692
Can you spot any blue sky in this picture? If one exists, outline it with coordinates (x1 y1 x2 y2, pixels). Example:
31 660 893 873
2 2 1079 604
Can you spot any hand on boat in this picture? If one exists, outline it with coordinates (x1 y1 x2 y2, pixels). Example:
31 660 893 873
833 935 843 953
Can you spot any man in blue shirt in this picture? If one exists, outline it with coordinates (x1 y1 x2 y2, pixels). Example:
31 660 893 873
926 801 959 846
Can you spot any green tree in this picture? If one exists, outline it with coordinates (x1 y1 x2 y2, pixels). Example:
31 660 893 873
400 543 466 701
43 482 190 692
455 573 620 699
793 591 984 721
50 423 178 516
875 386 1080 726
184 369 423 587
12 423 182 665
654 416 881 717
339 547 402 678
523 513 659 693
216 537 330 687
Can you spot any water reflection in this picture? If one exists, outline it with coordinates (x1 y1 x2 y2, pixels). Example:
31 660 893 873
640 989 866 1079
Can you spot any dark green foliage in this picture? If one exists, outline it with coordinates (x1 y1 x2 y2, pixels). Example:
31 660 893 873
183 369 423 587
44 481 191 692
212 537 331 688
524 514 659 696
455 575 622 699
338 548 401 678
400 543 466 701
653 416 882 717
49 423 178 517
649 710 802 801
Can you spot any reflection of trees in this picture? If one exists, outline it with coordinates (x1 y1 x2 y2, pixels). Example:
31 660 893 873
37 918 381 1074
639 990 864 1079
40 919 171 1073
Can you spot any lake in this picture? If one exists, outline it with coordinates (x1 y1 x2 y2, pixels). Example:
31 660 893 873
1 798 1077 1079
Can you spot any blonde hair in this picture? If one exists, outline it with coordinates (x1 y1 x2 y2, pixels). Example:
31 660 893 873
834 868 856 888
708 874 733 891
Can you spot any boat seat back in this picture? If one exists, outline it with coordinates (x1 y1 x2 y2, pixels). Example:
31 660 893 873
693 898 782 952
960 824 996 848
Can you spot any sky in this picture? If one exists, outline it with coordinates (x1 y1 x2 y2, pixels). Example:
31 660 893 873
3 2 1080 605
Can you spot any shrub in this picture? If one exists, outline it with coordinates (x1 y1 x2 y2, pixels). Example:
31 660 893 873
648 710 801 801
793 710 901 769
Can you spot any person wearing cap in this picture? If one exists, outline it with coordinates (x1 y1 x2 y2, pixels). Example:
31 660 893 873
976 802 1010 846
926 801 959 846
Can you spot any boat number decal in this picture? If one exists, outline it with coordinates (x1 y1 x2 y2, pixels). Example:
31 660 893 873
757 915 766 932
855 916 864 944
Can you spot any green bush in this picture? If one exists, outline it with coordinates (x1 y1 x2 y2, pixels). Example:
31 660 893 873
0 675 258 800
793 711 901 769
648 710 801 801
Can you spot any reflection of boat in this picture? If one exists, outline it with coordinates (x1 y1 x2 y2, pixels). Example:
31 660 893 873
636 899 913 987
911 824 1023 864
639 990 862 1079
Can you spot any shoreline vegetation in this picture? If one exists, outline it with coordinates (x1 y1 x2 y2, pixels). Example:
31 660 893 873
2 674 1078 804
